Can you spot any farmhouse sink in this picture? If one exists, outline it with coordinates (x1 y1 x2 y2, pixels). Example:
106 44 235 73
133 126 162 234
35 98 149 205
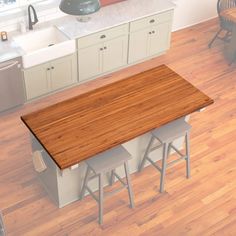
13 26 75 68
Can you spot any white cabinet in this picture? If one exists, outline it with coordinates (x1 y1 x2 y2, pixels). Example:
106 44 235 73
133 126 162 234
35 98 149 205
78 44 103 81
24 63 50 100
128 28 150 64
77 11 173 81
78 24 129 81
22 9 174 102
128 10 173 64
103 36 128 73
50 55 77 91
24 54 77 100
148 22 172 57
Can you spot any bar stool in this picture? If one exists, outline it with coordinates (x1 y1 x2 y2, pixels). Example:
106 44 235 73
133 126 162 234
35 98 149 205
80 145 134 225
139 118 192 193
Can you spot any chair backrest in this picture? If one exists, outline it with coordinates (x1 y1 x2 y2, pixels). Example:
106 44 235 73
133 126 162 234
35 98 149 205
217 0 236 30
0 211 5 236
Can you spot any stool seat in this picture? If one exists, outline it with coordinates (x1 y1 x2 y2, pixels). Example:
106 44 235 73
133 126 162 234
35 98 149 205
86 146 131 174
152 118 191 143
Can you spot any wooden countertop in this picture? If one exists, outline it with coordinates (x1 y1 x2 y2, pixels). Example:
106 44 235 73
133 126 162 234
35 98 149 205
221 8 236 23
21 65 214 170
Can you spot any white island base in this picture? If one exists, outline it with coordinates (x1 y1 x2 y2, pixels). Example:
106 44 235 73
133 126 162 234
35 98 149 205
31 117 189 208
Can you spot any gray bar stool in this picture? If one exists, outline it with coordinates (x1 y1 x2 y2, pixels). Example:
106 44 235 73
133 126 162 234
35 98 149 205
80 145 134 225
139 118 192 193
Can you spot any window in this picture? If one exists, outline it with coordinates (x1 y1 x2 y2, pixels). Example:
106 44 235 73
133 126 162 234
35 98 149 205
0 0 18 11
0 0 43 12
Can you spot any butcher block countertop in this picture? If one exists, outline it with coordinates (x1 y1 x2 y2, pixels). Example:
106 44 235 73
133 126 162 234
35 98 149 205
21 65 214 170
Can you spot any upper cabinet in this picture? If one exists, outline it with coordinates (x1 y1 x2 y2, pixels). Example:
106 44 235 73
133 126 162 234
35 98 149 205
77 24 129 81
128 10 173 64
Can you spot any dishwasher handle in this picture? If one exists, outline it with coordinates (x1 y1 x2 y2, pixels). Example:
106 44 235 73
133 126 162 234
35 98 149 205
0 61 19 71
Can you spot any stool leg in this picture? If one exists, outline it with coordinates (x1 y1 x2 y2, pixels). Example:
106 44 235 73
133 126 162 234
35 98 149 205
167 141 172 159
110 169 115 186
185 132 191 179
98 173 104 225
80 167 90 199
160 143 169 193
139 136 155 172
124 161 135 208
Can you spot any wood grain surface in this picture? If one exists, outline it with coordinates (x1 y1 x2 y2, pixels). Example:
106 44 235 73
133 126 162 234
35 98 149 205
21 65 213 169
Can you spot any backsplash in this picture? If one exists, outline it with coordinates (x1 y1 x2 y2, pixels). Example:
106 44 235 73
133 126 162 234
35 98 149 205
0 0 126 32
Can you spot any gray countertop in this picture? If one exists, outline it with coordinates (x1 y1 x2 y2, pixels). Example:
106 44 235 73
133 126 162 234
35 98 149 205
0 0 175 63
57 0 175 39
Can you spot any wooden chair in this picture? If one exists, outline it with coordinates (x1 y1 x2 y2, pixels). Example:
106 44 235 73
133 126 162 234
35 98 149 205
209 0 236 48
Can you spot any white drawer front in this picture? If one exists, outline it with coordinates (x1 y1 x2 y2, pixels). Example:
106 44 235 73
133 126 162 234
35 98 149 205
77 24 129 49
130 10 174 32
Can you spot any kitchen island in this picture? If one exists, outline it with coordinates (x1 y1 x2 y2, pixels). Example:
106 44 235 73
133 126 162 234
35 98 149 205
21 65 213 207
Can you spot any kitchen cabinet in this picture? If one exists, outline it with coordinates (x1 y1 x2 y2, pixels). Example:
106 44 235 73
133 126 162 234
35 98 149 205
50 55 77 91
24 54 77 100
128 11 173 64
102 36 128 73
24 63 50 100
77 24 129 81
78 44 103 81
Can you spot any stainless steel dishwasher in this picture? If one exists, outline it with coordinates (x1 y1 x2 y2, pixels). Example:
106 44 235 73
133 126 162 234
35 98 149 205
0 57 25 112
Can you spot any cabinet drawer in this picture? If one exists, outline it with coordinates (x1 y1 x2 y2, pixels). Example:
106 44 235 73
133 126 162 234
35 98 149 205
130 10 173 32
77 24 129 49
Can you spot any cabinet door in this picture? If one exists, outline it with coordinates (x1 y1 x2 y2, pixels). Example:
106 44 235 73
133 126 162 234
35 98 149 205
78 44 103 81
102 35 128 73
50 54 77 91
128 28 149 64
24 63 50 100
148 21 172 57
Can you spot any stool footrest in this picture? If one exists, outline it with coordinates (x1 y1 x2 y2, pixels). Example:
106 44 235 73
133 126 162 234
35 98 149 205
86 186 99 203
167 155 187 168
170 144 184 157
146 157 162 172
149 144 163 153
113 172 127 187
88 173 99 181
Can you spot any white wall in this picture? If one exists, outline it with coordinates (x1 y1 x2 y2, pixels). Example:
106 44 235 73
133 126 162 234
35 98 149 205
172 0 218 31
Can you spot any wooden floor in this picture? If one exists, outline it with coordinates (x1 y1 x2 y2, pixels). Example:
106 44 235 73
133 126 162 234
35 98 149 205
1 18 236 235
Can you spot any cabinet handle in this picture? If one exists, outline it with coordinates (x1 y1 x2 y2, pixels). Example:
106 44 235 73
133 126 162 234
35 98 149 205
104 46 107 50
100 35 106 39
100 48 103 51
152 31 155 34
51 66 54 69
47 68 50 71
149 32 152 34
150 19 155 23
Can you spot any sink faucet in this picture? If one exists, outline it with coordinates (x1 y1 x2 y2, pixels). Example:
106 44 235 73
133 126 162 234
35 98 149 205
28 5 38 30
